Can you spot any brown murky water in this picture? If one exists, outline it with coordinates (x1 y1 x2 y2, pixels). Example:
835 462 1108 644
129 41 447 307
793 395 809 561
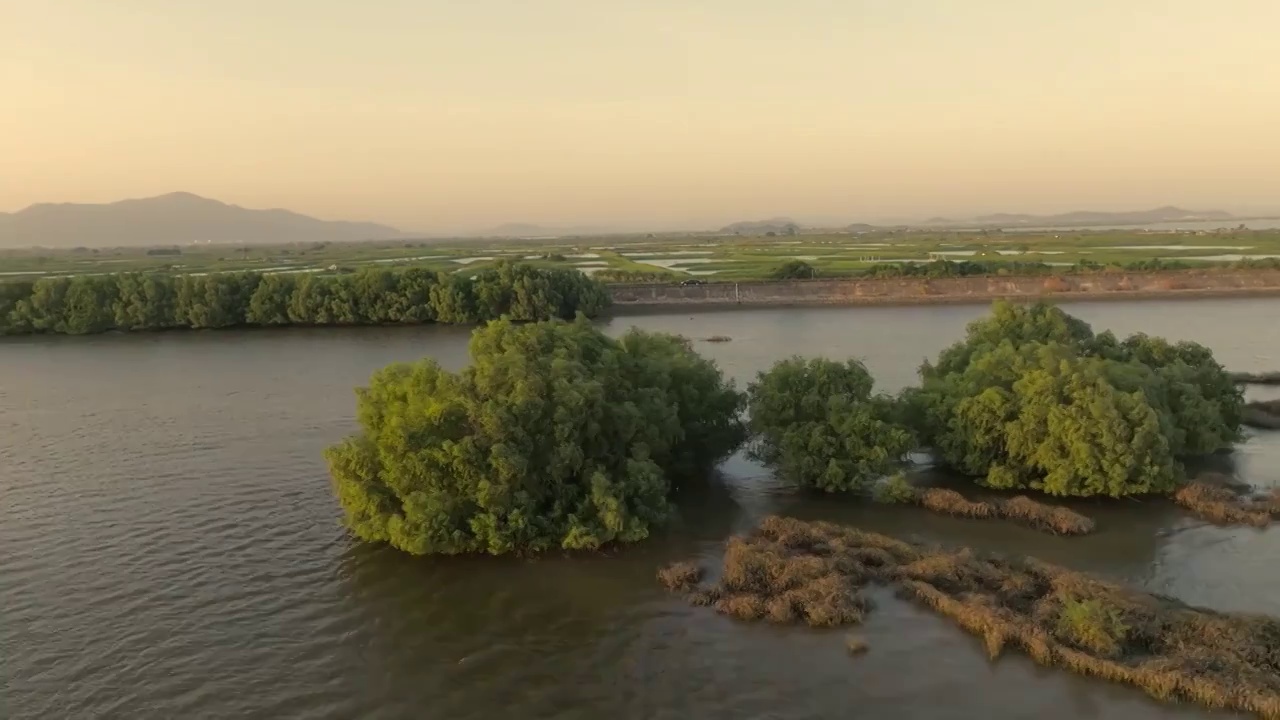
4 298 1279 719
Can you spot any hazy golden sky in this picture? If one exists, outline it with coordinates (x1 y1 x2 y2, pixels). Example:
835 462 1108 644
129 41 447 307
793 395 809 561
4 0 1280 231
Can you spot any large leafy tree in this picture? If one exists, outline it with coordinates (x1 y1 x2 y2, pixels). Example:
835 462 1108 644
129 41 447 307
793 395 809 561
324 316 745 555
914 301 1241 497
747 357 914 493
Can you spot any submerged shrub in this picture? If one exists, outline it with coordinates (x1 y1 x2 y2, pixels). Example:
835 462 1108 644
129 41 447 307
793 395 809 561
325 316 745 555
873 472 919 505
657 562 704 592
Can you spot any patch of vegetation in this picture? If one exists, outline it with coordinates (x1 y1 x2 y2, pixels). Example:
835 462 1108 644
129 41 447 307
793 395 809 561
872 480 1096 535
592 269 679 283
746 357 915 493
662 516 1280 718
324 316 746 555
872 472 918 504
770 259 818 279
1055 596 1130 658
918 488 996 518
1173 478 1276 527
657 561 704 592
998 495 1096 535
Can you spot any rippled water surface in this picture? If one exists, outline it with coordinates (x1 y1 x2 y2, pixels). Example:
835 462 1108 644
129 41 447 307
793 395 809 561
4 298 1280 719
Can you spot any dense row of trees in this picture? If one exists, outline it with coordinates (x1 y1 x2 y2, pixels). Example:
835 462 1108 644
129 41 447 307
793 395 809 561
0 262 609 335
592 269 679 283
325 317 745 555
761 256 1280 282
328 301 1245 555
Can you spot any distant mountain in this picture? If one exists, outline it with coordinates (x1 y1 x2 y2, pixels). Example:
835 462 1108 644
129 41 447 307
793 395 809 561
0 192 404 248
481 222 622 238
964 206 1236 228
721 217 801 234
845 223 881 233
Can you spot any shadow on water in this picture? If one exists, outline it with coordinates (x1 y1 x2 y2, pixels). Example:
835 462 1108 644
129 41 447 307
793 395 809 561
329 472 760 720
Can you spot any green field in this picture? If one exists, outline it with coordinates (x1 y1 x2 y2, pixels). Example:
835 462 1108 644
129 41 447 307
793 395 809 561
4 227 1280 282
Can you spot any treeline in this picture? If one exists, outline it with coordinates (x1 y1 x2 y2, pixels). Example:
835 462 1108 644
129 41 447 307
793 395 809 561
329 300 1246 556
859 256 1280 278
0 262 609 336
767 256 1280 282
593 269 680 283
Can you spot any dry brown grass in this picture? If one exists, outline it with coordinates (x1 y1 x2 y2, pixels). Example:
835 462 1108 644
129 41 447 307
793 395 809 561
1174 482 1271 528
918 488 996 518
886 485 1097 536
999 495 1096 535
657 561 704 592
713 533 870 626
659 516 1280 718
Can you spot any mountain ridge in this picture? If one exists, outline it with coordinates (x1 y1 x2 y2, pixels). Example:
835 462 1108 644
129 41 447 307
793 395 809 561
964 206 1236 227
0 192 404 248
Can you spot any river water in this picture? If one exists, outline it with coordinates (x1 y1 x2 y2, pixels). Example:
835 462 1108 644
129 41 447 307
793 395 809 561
4 298 1280 720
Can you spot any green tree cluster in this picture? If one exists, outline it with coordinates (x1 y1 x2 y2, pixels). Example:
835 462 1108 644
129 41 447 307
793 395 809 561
324 316 745 555
858 259 1056 279
910 301 1242 497
850 256 1280 281
593 269 679 283
770 260 819 280
0 261 609 335
746 357 914 493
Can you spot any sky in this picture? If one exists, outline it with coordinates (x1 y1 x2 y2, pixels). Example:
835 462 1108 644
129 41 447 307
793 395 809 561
4 0 1280 233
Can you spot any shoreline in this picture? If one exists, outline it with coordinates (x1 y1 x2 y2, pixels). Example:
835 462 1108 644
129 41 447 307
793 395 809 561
606 269 1280 312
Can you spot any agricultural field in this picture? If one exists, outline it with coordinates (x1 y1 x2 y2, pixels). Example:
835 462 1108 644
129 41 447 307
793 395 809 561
4 227 1280 283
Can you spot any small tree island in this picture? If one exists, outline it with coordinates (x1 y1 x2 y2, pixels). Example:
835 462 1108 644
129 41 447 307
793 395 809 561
906 301 1243 496
325 316 745 555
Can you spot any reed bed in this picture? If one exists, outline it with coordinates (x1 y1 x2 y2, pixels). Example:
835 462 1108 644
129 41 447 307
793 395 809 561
1174 482 1271 527
878 477 1095 536
661 516 1280 718
1243 399 1280 430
